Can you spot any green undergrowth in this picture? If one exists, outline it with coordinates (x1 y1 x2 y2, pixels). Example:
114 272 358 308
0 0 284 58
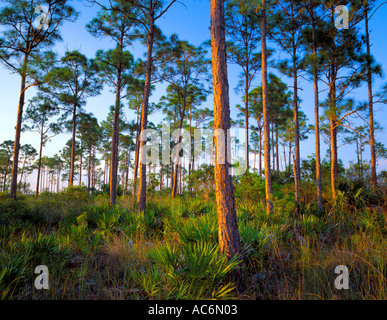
0 186 386 300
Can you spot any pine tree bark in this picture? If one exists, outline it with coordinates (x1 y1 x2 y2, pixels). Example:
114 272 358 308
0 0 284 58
79 138 83 187
329 80 338 200
311 13 323 211
137 11 155 211
35 132 44 197
292 153 300 215
292 38 301 214
329 7 338 200
132 104 141 199
261 0 273 214
10 53 29 199
259 125 262 176
110 55 123 205
88 145 92 190
69 105 77 187
244 71 249 170
110 75 121 205
210 0 241 260
365 6 377 190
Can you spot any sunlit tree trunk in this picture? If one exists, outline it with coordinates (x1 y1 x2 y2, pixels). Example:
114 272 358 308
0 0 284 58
292 34 301 214
79 138 83 187
137 11 156 211
133 103 141 199
261 0 273 214
110 31 125 205
210 0 241 260
311 12 323 211
10 53 28 199
69 105 77 187
329 6 338 200
36 131 44 197
365 6 377 190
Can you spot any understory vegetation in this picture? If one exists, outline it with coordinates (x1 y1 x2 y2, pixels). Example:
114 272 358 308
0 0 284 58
1 174 386 300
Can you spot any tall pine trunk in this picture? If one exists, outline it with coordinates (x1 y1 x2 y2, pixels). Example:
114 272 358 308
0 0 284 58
244 71 249 170
261 0 273 214
10 53 28 199
137 12 155 211
292 37 300 214
79 138 83 187
311 13 323 211
210 0 240 260
69 105 77 187
365 6 377 190
35 131 44 197
132 103 141 199
329 6 338 200
110 64 122 205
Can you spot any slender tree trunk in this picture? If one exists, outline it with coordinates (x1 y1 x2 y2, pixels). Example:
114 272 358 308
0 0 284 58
69 105 77 187
125 149 130 194
210 0 241 261
10 53 29 199
275 126 279 173
92 146 96 188
172 121 186 198
35 133 44 197
132 104 141 199
110 31 125 206
292 38 301 214
19 157 26 193
166 166 169 188
271 123 275 171
329 7 338 200
110 67 122 205
329 79 338 200
311 14 323 211
79 138 83 187
137 13 155 211
254 147 257 171
244 71 249 170
57 169 60 193
88 145 92 190
365 7 377 190
360 138 364 181
3 158 9 192
261 0 273 214
259 125 262 176
292 154 300 215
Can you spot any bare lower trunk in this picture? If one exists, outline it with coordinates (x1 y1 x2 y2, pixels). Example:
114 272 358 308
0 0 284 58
137 14 155 211
259 126 262 176
293 44 300 214
88 145 92 190
10 57 28 199
79 139 83 187
3 158 9 192
35 134 44 197
329 81 338 200
275 126 279 173
110 67 122 205
312 15 323 211
292 154 300 216
69 105 77 187
210 0 241 261
261 1 273 214
365 7 377 190
244 72 249 170
132 105 141 199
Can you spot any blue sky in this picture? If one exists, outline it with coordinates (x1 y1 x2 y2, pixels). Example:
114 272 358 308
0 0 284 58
1 0 386 189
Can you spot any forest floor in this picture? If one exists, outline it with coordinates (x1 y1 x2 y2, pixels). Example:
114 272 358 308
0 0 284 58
0 187 386 300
